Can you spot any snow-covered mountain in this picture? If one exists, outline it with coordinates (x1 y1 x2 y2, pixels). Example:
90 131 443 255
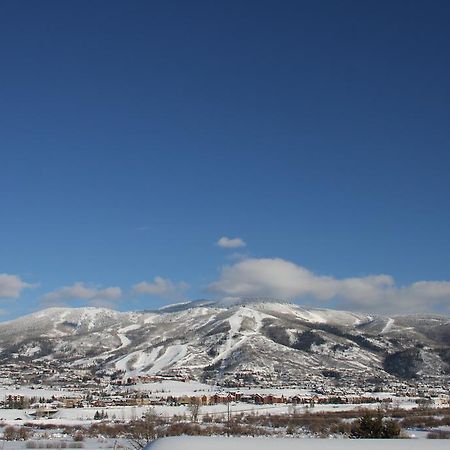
0 300 449 387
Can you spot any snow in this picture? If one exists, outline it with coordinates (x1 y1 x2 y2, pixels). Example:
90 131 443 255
148 344 187 374
115 344 188 377
381 318 395 334
23 345 41 357
0 387 80 399
148 344 187 375
0 399 425 426
114 324 141 350
115 348 161 376
211 307 273 366
133 380 215 395
305 309 366 326
159 301 192 310
145 436 450 450
0 437 131 450
294 308 328 324
117 333 131 348
144 314 158 324
118 324 142 333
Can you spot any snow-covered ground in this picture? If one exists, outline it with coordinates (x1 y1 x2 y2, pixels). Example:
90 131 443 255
114 344 188 377
133 380 215 395
0 387 80 399
381 318 395 334
0 399 423 426
0 435 448 450
145 436 450 450
0 438 128 450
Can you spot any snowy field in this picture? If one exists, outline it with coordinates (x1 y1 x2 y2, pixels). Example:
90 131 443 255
133 380 216 396
133 380 321 398
0 400 421 426
0 438 128 450
145 436 450 450
0 387 81 399
1 436 448 450
0 396 429 428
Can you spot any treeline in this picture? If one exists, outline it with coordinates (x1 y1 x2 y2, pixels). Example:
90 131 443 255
1 406 449 445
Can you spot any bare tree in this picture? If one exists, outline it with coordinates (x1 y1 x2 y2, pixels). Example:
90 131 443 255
128 409 159 449
187 397 201 423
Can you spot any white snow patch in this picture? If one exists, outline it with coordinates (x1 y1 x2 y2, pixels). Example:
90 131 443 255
212 307 272 365
115 344 188 377
381 318 395 334
23 345 41 357
133 380 215 396
118 324 141 333
148 344 187 374
115 348 161 376
0 387 81 399
144 314 158 324
117 333 131 348
145 436 450 450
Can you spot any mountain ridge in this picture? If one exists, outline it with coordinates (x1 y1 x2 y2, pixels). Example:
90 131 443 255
0 300 448 390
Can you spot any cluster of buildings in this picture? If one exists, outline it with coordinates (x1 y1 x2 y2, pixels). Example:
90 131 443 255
2 380 449 416
0 359 448 419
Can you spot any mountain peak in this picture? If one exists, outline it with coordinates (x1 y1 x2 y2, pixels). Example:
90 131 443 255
0 301 448 390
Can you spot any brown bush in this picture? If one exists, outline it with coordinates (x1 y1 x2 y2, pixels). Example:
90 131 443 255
88 422 127 438
201 414 213 423
163 422 203 436
2 426 28 441
427 430 450 439
225 422 265 436
73 432 85 442
3 426 18 441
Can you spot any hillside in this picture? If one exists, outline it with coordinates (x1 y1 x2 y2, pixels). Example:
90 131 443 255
0 300 449 389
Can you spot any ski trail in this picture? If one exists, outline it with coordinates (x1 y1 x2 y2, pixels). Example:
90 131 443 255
381 318 394 334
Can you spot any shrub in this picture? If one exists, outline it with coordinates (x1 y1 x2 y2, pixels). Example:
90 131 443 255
427 430 450 439
351 411 401 438
3 426 17 441
73 432 85 442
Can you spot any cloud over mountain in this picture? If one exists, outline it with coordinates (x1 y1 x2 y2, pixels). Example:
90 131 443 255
41 282 122 306
0 274 35 299
132 276 189 298
208 258 450 313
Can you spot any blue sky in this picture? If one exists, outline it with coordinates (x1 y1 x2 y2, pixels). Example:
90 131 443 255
1 0 450 319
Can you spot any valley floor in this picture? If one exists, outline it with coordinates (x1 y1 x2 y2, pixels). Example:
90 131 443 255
0 400 424 426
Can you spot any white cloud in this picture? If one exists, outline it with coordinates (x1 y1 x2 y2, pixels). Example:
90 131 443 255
132 276 189 298
208 258 450 314
41 282 122 305
0 273 36 299
217 236 246 249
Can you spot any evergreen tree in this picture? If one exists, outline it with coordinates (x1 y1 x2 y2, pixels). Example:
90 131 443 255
351 411 401 438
